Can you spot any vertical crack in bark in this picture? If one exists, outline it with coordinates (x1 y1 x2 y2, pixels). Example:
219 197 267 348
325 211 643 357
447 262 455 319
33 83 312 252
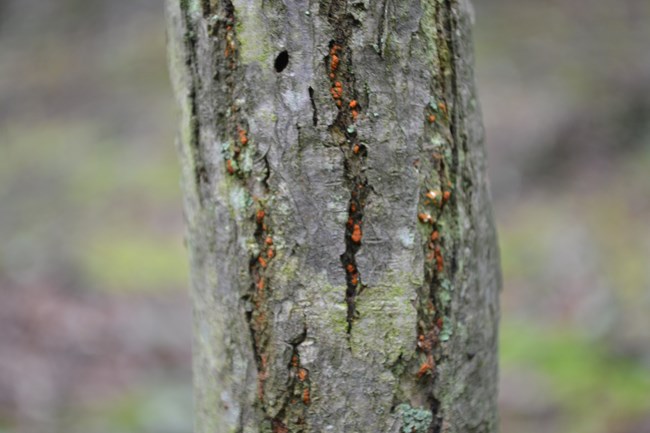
180 5 208 205
376 0 390 57
308 86 318 126
413 2 461 432
271 326 311 433
206 0 277 421
325 0 370 336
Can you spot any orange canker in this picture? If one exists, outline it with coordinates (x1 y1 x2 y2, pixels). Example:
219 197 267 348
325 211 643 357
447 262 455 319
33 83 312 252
351 224 362 243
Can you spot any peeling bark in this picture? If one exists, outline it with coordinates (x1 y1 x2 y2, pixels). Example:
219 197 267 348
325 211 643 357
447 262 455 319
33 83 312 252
166 0 500 432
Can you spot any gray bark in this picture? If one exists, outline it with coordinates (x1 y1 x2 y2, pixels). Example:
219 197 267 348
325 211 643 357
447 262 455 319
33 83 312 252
166 0 500 432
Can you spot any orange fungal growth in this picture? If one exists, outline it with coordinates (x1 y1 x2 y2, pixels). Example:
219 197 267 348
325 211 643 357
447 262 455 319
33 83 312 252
438 102 447 112
298 368 308 382
265 236 273 245
347 217 354 227
331 54 340 72
351 224 362 243
267 248 275 259
351 274 358 285
291 355 299 368
435 254 444 272
238 129 248 146
416 362 433 378
226 159 235 175
346 263 355 274
418 212 432 224
257 278 265 292
330 87 343 99
302 388 311 405
443 191 451 202
349 100 358 109
351 110 358 121
256 210 265 223
428 114 436 123
336 100 342 108
431 231 439 241
258 256 268 268
273 422 289 433
353 144 360 154
425 190 439 201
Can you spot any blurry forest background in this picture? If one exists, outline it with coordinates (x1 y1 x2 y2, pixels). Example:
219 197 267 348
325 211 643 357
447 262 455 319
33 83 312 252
1 1 649 432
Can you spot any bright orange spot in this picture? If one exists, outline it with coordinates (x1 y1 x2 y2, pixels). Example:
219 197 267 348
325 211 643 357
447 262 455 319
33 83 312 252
418 213 432 223
256 210 265 223
351 224 362 243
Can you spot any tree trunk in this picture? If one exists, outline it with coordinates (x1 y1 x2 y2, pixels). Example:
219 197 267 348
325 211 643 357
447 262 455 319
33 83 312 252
166 0 500 432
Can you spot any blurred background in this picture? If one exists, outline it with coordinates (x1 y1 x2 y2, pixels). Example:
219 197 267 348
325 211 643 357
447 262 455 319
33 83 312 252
0 0 648 432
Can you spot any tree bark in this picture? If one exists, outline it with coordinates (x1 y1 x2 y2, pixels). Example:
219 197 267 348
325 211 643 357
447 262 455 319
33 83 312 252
166 0 500 432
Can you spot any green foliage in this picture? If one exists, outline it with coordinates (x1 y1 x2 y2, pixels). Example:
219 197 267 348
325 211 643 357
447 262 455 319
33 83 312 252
501 321 650 432
80 231 188 293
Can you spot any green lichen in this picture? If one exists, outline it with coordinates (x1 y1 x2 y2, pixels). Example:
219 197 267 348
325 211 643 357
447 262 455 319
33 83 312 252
396 403 433 433
350 271 419 365
318 281 350 336
233 0 273 65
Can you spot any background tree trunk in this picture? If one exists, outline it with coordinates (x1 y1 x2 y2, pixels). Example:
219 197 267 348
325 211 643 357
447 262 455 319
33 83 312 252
166 0 500 432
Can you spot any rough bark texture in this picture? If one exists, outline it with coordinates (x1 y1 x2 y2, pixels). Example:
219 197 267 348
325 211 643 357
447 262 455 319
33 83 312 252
166 0 500 432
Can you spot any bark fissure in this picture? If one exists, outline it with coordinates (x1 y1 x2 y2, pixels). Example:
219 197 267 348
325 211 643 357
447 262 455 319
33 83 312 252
271 327 311 433
205 1 278 421
412 1 463 431
376 0 390 57
308 86 318 126
180 5 207 205
324 1 371 336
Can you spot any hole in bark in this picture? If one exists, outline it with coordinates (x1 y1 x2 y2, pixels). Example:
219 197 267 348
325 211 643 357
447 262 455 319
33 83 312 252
274 50 289 72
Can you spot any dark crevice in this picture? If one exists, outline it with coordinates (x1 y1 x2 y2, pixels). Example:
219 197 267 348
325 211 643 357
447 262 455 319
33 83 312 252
179 8 206 206
308 86 318 126
272 325 310 432
323 3 371 336
274 50 289 72
376 0 390 57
